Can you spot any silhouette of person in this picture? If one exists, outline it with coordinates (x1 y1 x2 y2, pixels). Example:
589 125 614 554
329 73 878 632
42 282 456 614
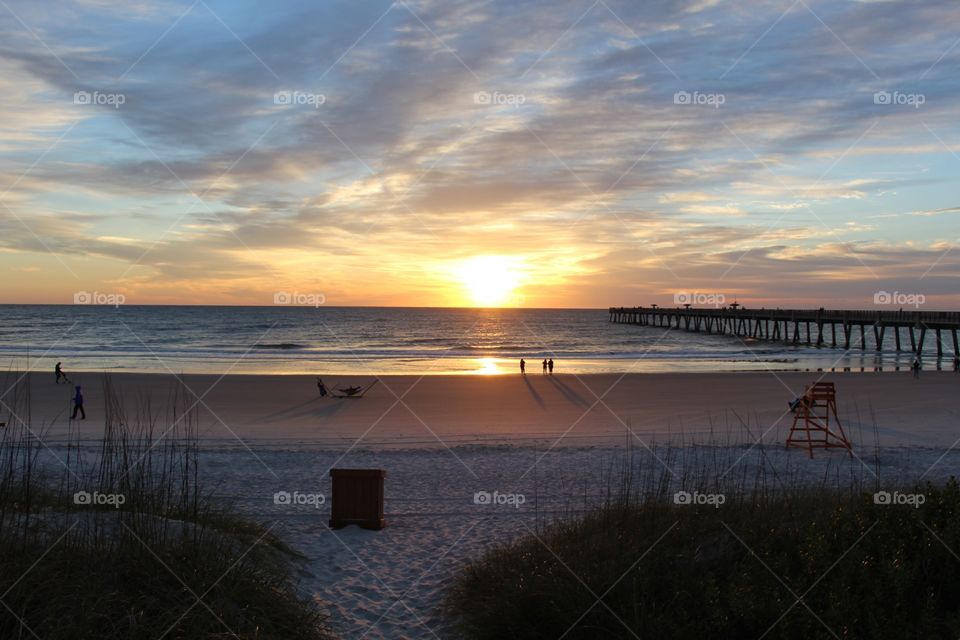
338 385 363 396
520 358 526 375
953 356 960 373
71 385 86 420
912 357 921 379
548 358 554 375
316 377 328 397
55 362 64 384
542 359 547 374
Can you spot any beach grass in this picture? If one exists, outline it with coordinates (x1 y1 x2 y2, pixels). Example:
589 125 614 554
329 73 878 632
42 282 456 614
0 372 334 640
447 453 960 639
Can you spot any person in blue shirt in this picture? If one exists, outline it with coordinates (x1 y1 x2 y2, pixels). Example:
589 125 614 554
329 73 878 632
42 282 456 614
70 385 86 420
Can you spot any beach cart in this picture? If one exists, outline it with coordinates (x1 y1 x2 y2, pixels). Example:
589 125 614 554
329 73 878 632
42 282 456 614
329 468 386 530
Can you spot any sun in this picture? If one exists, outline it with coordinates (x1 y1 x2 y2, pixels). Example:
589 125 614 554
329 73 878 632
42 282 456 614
455 255 522 307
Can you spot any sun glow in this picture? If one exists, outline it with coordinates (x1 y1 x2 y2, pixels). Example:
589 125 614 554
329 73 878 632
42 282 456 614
475 357 502 375
454 255 523 307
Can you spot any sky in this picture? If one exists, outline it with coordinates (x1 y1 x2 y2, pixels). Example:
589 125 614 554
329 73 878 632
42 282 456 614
0 0 959 309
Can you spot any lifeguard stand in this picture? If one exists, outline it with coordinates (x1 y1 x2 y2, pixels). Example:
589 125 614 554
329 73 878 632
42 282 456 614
786 382 852 458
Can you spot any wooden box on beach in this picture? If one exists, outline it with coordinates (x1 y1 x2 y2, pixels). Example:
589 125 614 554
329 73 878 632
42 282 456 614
329 469 386 530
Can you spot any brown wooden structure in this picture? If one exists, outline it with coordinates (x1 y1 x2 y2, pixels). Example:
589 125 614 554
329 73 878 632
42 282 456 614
609 307 960 358
785 382 852 458
329 468 386 530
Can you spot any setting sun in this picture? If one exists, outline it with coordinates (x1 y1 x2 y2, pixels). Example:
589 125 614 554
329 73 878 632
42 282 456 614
454 256 523 307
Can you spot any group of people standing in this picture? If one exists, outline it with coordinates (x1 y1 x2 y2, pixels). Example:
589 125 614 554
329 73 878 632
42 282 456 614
519 358 555 375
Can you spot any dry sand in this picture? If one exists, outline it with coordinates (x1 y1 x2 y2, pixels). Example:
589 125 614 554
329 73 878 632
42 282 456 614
9 369 960 638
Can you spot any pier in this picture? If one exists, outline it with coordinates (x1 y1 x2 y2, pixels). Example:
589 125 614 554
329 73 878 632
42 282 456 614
609 306 960 358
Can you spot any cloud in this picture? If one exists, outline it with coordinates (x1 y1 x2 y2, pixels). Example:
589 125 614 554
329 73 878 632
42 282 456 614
0 0 959 306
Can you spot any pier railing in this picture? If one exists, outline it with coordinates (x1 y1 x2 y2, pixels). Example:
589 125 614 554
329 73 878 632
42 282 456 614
609 306 960 357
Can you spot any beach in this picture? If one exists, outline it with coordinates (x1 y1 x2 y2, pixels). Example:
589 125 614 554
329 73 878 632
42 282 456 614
22 369 960 448
9 369 959 637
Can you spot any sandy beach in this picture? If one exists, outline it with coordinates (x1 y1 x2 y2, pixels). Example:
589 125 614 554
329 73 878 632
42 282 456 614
17 369 960 448
8 369 960 638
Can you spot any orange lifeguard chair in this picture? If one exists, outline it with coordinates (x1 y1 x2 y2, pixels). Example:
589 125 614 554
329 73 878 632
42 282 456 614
786 382 852 458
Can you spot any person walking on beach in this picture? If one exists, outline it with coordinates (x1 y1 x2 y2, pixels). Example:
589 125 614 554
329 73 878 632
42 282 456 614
316 377 328 397
912 357 921 379
70 385 86 420
520 358 526 375
542 359 547 375
55 362 64 384
953 355 959 373
548 358 554 375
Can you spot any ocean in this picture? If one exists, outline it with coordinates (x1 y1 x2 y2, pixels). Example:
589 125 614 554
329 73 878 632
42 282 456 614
0 305 934 375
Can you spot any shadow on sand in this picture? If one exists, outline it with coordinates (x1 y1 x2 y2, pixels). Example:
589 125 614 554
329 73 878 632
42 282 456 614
254 396 347 423
522 375 545 408
547 375 591 408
